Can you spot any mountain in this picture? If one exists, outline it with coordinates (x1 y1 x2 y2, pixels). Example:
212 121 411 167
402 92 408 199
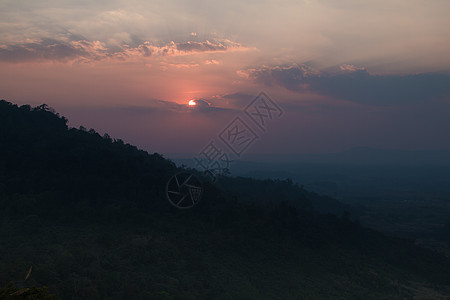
308 147 450 166
171 147 450 166
1 99 450 299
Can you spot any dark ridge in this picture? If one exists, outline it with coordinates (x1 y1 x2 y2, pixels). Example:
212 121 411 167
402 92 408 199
1 99 450 299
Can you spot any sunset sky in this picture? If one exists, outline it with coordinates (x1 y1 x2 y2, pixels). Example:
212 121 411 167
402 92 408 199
1 0 450 156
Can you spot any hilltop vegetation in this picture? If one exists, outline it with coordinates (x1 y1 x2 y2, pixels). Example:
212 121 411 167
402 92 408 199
1 100 450 299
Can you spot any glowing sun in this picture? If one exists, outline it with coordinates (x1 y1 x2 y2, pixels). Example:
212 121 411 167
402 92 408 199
188 100 197 106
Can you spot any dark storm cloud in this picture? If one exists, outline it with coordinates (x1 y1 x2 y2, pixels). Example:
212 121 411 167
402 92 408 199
246 65 450 105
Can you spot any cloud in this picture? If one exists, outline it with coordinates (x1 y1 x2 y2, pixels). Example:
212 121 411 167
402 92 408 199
115 100 188 115
176 40 226 52
221 92 254 106
0 38 108 63
0 38 248 63
118 98 233 116
223 92 253 101
188 98 234 113
339 64 365 72
205 59 220 65
239 64 320 90
1 1 450 73
166 63 200 69
243 64 450 105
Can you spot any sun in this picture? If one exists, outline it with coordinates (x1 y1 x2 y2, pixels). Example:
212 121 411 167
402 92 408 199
188 100 197 106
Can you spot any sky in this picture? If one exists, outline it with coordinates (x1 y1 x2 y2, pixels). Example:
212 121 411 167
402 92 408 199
1 0 450 157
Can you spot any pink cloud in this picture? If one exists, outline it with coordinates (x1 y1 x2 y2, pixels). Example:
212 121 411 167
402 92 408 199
0 38 249 64
339 64 366 72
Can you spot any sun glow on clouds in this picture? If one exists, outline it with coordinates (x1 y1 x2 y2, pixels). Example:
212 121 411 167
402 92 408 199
0 38 249 64
1 0 450 153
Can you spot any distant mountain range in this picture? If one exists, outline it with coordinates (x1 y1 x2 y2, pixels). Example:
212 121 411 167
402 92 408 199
168 147 450 166
2 99 450 299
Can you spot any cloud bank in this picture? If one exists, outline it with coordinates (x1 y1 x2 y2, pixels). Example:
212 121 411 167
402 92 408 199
0 38 247 63
242 64 450 105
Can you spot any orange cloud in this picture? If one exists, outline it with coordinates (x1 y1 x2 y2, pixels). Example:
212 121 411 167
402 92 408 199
0 38 250 64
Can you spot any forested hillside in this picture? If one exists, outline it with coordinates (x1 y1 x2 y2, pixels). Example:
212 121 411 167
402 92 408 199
1 100 450 299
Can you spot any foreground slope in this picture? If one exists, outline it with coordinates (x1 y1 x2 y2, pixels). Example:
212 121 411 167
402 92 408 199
1 100 450 299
